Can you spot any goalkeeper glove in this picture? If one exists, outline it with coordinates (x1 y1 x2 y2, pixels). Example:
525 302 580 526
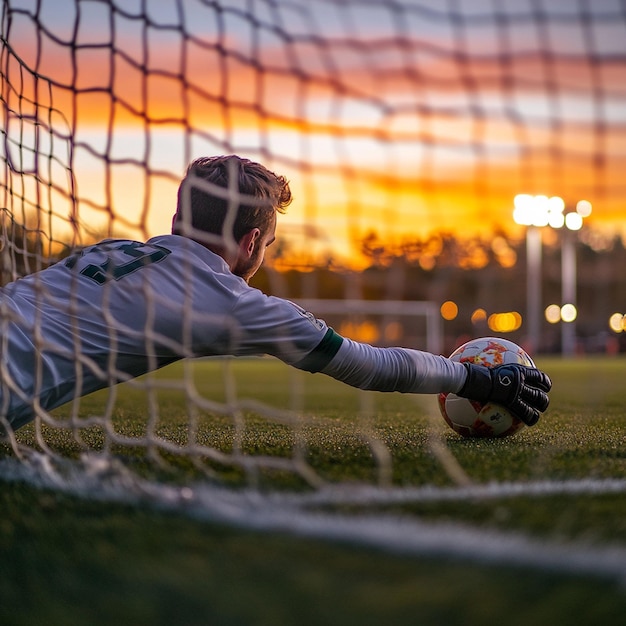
458 363 552 427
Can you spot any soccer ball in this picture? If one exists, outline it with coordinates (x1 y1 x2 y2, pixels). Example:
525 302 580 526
437 337 536 438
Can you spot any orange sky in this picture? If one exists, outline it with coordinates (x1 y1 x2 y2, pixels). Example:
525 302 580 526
2 1 625 266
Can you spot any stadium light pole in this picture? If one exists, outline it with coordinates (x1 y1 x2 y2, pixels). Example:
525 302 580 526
524 225 542 355
560 200 592 356
513 195 565 354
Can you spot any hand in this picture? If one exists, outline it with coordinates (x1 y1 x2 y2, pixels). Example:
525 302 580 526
458 363 552 426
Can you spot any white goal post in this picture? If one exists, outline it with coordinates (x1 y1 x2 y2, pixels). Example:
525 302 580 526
294 299 443 355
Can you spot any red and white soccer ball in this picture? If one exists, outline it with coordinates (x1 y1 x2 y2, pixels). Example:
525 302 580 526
438 337 536 438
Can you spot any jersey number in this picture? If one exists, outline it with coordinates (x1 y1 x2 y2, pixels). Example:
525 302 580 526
66 242 171 284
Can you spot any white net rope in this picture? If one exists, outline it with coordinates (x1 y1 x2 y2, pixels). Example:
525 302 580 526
1 0 626 575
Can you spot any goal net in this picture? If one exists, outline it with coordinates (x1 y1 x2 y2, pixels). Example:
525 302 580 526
1 0 625 573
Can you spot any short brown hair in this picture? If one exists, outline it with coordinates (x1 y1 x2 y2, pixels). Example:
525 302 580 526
173 155 291 243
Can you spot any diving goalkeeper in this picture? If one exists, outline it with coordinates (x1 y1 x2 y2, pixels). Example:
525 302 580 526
0 155 551 431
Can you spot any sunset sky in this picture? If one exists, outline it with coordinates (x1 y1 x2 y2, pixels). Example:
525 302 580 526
2 0 625 266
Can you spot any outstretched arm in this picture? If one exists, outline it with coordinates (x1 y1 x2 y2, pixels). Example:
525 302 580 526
318 335 551 425
231 291 552 426
319 336 467 394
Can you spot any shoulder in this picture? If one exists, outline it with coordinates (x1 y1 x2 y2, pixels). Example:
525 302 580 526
147 235 238 275
236 290 331 335
147 235 221 262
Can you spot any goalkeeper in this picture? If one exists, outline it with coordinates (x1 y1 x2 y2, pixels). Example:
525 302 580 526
0 155 551 431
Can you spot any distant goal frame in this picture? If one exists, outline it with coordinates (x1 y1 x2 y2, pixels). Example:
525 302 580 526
295 299 443 355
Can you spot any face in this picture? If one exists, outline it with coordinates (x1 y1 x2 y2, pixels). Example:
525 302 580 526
232 212 277 282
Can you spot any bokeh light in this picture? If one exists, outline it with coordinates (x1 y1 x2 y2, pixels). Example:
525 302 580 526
565 212 583 231
440 300 458 321
338 320 379 343
513 194 565 228
487 311 522 332
576 199 593 218
545 304 561 324
560 303 577 323
471 308 487 324
609 313 625 333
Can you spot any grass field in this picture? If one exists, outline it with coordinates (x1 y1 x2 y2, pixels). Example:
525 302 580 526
2 355 626 625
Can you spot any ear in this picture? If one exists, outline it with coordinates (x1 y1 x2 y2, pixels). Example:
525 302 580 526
238 228 261 258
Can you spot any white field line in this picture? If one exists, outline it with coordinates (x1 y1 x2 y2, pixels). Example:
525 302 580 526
270 477 626 507
2 455 626 583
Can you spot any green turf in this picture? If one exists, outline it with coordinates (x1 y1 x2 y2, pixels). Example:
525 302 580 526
2 356 626 624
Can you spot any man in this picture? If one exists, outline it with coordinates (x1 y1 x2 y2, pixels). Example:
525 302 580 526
0 155 551 431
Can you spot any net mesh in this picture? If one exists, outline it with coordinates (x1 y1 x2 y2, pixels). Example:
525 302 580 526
1 0 626 572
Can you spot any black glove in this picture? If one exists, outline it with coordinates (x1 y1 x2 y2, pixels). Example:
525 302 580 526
458 363 552 427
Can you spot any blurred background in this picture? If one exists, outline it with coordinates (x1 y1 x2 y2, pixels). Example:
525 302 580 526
2 0 625 355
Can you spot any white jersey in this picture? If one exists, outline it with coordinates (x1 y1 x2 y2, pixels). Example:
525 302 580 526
0 235 339 428
0 234 466 430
